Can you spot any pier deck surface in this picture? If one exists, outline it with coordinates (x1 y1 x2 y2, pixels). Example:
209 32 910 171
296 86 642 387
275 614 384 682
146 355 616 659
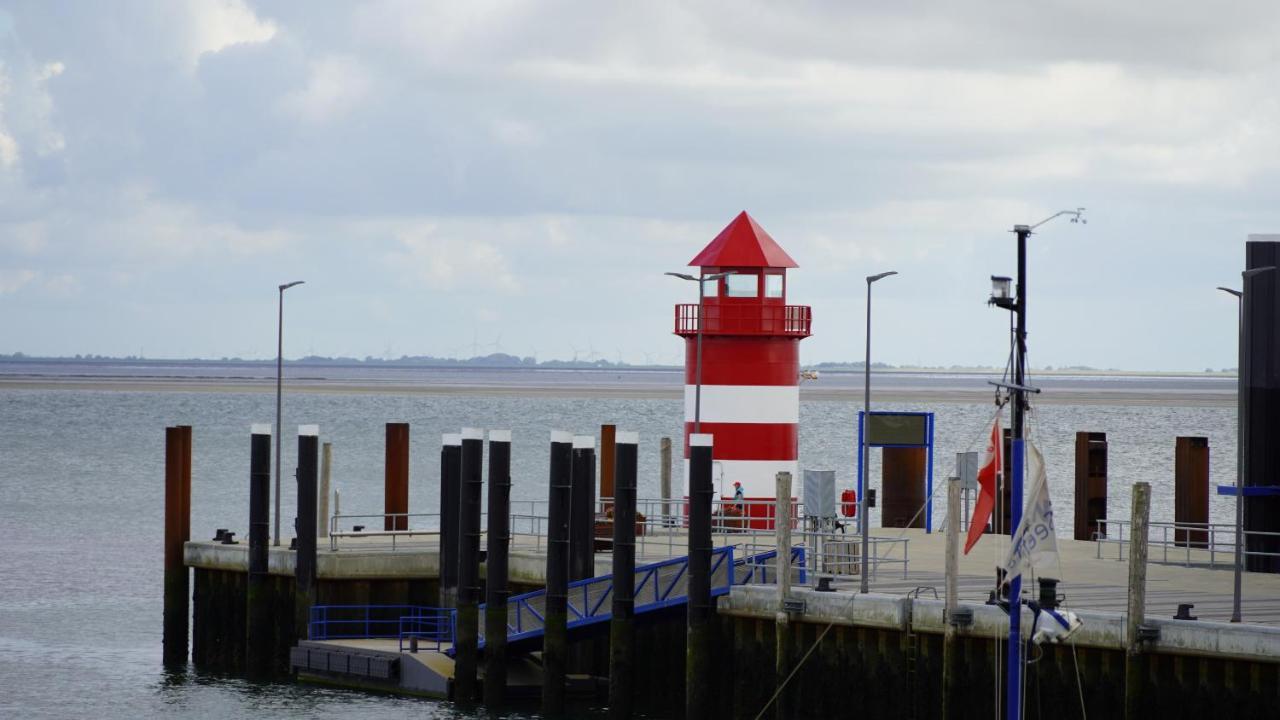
188 526 1280 625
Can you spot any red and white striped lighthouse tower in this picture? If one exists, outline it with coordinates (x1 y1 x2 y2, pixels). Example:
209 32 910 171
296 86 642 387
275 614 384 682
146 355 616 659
674 211 812 522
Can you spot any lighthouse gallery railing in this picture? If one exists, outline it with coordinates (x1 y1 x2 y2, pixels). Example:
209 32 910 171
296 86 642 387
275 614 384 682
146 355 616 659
674 303 811 337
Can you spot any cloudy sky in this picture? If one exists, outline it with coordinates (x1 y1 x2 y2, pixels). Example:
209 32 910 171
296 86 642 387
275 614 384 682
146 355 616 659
2 1 1278 370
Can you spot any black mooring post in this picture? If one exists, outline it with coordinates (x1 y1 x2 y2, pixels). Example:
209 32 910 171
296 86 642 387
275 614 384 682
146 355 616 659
686 433 714 720
569 436 597 582
484 430 513 709
454 428 484 703
294 425 319 645
163 425 191 666
246 424 272 678
440 433 462 608
543 430 573 717
609 431 639 720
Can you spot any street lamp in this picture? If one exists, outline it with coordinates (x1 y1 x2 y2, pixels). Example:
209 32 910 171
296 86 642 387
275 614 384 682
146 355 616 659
860 270 897 594
665 270 734 433
988 207 1083 720
1219 265 1274 623
274 280 305 546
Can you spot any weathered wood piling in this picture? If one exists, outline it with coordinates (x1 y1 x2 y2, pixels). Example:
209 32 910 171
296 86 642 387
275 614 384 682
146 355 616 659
609 431 638 720
163 424 192 666
293 426 319 646
543 430 573 716
454 427 484 702
686 433 714 720
484 430 512 709
246 425 273 678
1124 481 1152 719
384 422 410 531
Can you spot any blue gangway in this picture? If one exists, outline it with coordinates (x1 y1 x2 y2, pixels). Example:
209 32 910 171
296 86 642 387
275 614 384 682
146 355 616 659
308 544 806 652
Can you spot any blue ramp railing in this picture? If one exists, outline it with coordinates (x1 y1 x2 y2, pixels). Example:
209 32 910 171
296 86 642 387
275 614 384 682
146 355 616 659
307 545 806 653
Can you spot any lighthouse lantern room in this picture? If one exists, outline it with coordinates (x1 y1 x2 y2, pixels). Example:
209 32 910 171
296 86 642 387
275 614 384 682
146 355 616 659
674 211 812 526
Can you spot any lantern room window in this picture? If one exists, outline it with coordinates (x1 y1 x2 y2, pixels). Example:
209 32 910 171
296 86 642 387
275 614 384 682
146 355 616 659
764 274 784 298
726 274 758 297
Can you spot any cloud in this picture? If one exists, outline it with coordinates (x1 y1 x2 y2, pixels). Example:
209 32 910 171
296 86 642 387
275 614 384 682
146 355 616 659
0 267 34 293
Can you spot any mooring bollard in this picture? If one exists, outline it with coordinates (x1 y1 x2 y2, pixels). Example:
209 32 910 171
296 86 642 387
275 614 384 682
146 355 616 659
484 430 513 709
454 427 484 703
246 424 272 678
439 433 462 609
543 430 573 717
385 422 410 531
294 425 319 646
686 433 714 720
1124 481 1152 720
163 425 192 666
609 431 638 720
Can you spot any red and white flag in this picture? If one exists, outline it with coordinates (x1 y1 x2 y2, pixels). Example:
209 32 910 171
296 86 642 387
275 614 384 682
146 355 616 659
964 410 1003 555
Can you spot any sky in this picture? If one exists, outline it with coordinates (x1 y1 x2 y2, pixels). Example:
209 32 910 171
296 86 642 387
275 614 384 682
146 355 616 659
2 2 1279 371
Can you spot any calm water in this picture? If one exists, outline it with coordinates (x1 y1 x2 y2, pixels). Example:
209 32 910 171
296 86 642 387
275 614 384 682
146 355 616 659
0 364 1237 718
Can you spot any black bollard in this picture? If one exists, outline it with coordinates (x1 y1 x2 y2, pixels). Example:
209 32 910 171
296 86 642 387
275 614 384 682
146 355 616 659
246 424 272 678
454 428 484 703
609 431 639 720
439 433 462 609
686 433 714 720
484 430 513 709
543 430 573 717
294 425 319 645
569 435 597 581
163 425 192 666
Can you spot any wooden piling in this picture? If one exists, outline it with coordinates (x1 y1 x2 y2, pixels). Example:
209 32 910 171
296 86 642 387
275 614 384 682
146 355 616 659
774 471 792 720
1174 437 1210 547
454 428 484 703
384 422 410 531
609 432 638 720
439 434 462 609
1073 432 1107 541
163 425 192 666
569 436 597 582
318 442 331 539
660 436 673 523
543 431 574 717
601 424 617 506
294 426 319 645
942 476 960 720
686 433 714 720
484 430 513 709
1124 481 1151 720
246 425 273 678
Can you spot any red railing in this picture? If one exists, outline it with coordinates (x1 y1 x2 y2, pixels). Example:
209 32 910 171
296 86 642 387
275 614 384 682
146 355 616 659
673 304 812 337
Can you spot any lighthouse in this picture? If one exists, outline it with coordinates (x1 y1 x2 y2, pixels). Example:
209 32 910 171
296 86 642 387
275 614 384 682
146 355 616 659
674 211 812 524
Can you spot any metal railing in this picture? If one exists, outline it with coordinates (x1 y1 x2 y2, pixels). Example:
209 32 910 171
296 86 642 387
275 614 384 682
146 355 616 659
328 512 441 551
398 610 455 652
309 604 453 643
674 303 812 337
1094 518 1280 568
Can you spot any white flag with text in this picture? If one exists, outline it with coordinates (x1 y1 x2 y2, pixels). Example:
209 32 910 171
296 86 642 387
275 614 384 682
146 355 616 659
1003 440 1059 581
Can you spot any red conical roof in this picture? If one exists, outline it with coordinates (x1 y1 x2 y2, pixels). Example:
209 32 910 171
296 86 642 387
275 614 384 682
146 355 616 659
688 211 798 269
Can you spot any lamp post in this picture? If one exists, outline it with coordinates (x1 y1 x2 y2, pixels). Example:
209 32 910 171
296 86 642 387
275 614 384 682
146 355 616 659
989 208 1083 720
860 270 897 594
665 270 735 433
274 280 305 546
1219 265 1274 623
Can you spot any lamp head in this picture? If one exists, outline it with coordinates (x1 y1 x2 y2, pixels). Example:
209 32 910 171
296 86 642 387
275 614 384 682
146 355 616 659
866 270 898 284
989 275 1016 309
279 280 305 292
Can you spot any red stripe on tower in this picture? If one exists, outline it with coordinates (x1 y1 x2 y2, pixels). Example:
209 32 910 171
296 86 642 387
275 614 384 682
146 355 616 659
673 211 811 521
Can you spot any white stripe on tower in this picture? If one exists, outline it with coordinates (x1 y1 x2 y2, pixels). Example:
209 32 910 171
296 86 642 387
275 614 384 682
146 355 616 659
682 459 797 496
683 385 799 424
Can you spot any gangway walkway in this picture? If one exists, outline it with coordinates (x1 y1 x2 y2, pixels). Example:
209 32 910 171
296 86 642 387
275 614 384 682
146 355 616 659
309 544 806 652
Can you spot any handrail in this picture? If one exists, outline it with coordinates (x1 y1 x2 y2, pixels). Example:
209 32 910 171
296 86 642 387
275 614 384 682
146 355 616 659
1094 518 1280 568
674 303 812 337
